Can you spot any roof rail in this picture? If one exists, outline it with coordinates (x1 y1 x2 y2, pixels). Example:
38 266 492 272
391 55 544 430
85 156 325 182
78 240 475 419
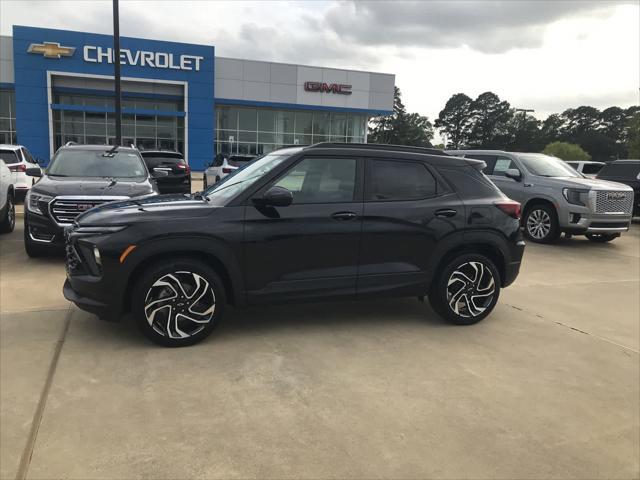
308 142 448 156
64 141 77 147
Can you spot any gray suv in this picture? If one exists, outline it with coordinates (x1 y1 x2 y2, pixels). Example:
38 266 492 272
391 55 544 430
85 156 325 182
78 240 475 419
447 150 634 243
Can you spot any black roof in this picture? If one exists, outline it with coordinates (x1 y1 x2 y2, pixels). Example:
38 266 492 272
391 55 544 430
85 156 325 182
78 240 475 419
608 159 640 164
61 144 138 152
308 142 447 156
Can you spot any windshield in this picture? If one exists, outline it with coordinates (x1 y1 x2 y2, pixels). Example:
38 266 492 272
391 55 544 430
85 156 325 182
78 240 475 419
517 153 582 178
0 150 20 164
48 149 147 178
204 148 301 205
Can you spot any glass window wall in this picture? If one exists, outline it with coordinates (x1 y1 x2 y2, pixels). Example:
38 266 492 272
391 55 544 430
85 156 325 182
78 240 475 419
0 89 17 144
216 105 367 155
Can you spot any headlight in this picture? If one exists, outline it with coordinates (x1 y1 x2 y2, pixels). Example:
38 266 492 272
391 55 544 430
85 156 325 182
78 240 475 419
562 188 589 206
74 225 127 234
27 192 53 215
93 246 102 266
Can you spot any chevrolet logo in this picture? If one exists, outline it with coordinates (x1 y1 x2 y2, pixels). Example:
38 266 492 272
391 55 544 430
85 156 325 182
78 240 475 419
27 42 76 59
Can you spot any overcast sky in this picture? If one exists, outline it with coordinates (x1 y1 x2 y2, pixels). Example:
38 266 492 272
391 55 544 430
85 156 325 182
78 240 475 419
1 0 638 127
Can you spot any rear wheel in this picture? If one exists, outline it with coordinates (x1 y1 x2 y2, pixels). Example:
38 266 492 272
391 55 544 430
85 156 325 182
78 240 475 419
586 233 618 243
429 253 501 325
0 191 15 233
523 204 560 244
132 258 226 347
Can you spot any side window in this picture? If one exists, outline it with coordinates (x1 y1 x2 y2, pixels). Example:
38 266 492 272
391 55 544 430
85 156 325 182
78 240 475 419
274 157 357 204
22 148 36 164
369 160 437 201
464 154 497 175
491 156 516 177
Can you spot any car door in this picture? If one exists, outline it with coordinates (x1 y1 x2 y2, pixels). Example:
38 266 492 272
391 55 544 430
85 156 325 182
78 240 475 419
357 158 465 297
243 155 363 303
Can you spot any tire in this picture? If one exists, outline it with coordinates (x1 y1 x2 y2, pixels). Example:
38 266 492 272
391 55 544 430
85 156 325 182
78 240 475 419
0 191 15 233
523 204 560 244
429 253 501 326
586 233 618 243
215 176 220 183
132 258 226 347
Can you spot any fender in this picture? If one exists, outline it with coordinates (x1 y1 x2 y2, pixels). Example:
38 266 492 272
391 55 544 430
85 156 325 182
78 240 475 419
521 193 558 214
117 234 246 308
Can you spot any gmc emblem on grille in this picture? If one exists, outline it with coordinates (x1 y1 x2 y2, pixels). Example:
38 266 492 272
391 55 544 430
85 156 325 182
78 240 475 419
606 192 626 200
76 203 94 211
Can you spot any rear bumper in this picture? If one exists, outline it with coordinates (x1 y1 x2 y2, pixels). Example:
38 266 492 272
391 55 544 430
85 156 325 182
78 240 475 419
503 239 525 288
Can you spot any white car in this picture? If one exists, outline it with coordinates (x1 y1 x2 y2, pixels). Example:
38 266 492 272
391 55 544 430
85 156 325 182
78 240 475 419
0 144 43 200
203 153 256 189
0 160 15 233
566 160 605 178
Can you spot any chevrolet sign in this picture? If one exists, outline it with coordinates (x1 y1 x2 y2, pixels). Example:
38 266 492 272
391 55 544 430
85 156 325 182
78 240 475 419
27 42 76 59
83 46 204 71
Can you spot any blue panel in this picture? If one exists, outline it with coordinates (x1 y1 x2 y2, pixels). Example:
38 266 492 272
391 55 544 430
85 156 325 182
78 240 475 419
13 25 214 166
50 104 186 117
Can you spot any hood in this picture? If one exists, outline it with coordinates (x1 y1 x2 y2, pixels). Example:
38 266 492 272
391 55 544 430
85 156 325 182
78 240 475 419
32 175 155 197
537 175 634 191
76 194 215 226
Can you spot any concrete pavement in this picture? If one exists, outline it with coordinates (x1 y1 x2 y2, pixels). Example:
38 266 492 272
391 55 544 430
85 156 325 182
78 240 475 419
1 217 638 479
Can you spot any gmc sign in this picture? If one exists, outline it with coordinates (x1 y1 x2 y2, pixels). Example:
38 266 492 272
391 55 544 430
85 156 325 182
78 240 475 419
304 81 352 95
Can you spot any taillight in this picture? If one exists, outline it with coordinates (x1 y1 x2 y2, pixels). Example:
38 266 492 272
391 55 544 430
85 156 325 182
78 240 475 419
8 164 26 173
176 163 191 174
494 200 521 219
222 167 234 174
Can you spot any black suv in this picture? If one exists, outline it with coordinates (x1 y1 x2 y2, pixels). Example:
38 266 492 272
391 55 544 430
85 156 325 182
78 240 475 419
63 144 525 347
596 159 640 216
140 150 191 194
24 144 158 256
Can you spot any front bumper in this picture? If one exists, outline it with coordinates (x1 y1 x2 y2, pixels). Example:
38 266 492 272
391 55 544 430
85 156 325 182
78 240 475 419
561 211 632 234
25 210 65 248
63 279 118 320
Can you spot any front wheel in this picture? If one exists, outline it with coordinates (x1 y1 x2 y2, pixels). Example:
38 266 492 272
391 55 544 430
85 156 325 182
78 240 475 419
429 253 501 325
132 258 226 347
523 204 560 244
0 191 15 233
586 233 618 243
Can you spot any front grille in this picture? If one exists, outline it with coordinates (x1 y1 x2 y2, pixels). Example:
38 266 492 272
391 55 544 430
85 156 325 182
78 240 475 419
50 198 113 225
595 191 633 214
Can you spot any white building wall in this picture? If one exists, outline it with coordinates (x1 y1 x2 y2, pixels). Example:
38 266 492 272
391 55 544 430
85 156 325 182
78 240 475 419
215 57 394 112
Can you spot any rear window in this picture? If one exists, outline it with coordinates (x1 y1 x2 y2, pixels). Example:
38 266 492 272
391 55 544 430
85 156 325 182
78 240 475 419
0 150 20 164
141 153 185 169
369 160 437 201
598 162 640 178
439 166 504 200
228 156 254 167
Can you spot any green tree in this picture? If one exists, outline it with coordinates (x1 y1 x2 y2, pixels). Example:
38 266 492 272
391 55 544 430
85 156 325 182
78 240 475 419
542 141 591 161
368 87 434 147
467 92 513 148
434 93 473 148
506 112 542 151
626 112 640 158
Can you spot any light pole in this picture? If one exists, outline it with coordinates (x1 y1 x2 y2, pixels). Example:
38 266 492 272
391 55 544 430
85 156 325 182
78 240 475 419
113 0 122 146
515 108 535 117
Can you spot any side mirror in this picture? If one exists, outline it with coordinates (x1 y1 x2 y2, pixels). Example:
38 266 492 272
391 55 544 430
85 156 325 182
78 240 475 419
254 186 293 207
505 168 522 181
152 168 170 178
25 167 42 177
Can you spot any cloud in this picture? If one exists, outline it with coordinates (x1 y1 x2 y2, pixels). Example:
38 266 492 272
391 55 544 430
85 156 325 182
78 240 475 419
320 0 635 53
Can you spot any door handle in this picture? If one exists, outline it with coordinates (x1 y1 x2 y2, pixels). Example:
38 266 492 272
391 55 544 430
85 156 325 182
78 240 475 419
331 211 357 221
435 209 457 218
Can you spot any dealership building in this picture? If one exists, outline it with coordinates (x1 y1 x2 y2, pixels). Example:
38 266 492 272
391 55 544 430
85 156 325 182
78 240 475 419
0 26 395 170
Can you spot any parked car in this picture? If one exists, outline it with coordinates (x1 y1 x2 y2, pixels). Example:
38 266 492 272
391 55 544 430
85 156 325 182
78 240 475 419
140 150 191 194
447 150 634 243
63 143 525 347
566 160 605 178
0 160 15 233
204 153 256 188
596 159 640 216
0 144 42 200
24 144 159 257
